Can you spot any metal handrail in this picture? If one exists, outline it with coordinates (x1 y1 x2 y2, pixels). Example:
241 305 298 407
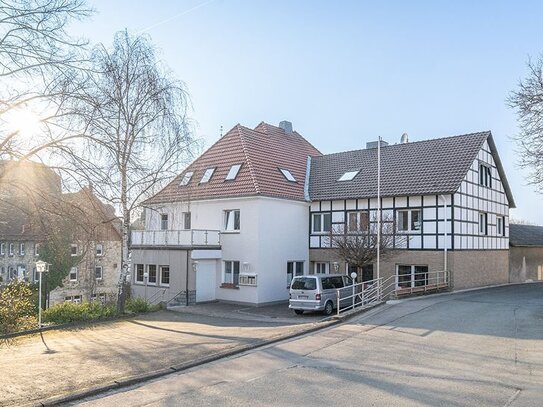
147 288 167 305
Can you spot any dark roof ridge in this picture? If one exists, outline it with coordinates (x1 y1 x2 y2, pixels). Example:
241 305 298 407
316 131 490 159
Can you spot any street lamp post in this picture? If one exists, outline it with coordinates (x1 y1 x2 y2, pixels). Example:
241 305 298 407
144 271 149 301
35 260 49 328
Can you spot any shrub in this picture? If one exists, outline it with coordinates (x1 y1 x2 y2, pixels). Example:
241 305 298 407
43 301 116 324
125 298 158 313
0 281 38 335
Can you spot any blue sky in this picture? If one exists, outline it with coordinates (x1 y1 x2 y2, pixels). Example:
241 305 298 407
72 0 543 223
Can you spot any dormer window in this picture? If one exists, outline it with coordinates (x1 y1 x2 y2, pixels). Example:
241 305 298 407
225 164 242 181
338 170 360 181
279 168 296 182
179 171 193 186
200 168 215 184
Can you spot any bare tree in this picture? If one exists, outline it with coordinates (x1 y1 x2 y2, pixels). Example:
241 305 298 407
508 55 543 192
68 31 196 312
0 0 91 162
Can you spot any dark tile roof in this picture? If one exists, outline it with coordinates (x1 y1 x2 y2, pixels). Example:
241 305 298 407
509 224 543 247
145 122 322 204
309 131 515 207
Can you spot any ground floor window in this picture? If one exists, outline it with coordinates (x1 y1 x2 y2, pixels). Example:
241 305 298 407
160 265 170 286
148 264 157 284
314 262 329 274
65 295 82 304
397 265 428 288
223 260 240 285
287 261 304 287
135 264 144 283
90 293 106 304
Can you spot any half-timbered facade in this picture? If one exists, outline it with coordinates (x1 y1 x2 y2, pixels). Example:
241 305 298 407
308 132 515 290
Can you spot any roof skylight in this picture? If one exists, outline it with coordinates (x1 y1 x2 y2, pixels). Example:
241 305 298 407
338 170 360 181
225 164 242 181
279 168 296 182
179 171 193 186
200 168 215 183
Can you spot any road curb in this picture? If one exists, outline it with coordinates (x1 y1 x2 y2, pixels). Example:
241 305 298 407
35 304 378 406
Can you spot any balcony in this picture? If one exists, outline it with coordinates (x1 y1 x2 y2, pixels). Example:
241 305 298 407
130 229 221 247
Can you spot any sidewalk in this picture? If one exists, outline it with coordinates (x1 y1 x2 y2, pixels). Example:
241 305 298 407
0 308 331 407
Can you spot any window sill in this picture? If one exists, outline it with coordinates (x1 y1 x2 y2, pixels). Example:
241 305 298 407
221 231 240 234
220 283 239 289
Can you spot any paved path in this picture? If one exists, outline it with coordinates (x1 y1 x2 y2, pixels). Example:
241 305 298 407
75 283 543 407
0 307 323 407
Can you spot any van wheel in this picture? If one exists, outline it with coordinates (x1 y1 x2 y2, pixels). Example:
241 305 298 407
294 309 304 315
323 301 334 316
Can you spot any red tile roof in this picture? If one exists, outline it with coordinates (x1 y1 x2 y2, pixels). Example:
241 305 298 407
145 122 321 204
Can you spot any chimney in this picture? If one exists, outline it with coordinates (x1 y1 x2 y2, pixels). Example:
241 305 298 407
279 120 293 134
366 140 389 149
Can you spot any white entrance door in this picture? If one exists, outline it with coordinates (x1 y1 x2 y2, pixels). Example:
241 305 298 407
196 261 216 302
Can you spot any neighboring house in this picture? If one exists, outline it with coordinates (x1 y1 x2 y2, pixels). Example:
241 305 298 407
509 224 543 283
0 160 122 306
308 131 515 290
131 121 321 305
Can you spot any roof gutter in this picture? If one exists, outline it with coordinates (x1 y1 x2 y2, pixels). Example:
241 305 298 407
304 156 311 202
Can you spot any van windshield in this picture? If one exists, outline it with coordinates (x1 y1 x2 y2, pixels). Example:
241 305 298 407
291 277 317 290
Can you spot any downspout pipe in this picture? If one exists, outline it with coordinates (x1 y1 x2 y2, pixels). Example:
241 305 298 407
440 194 448 272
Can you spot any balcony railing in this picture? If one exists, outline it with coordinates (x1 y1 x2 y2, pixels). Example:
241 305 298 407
130 229 221 247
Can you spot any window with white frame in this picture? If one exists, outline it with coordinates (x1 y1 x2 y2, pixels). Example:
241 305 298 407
73 295 82 304
96 243 104 256
224 209 240 231
279 168 296 182
135 264 144 283
497 216 506 236
239 274 257 286
33 267 38 283
397 265 428 288
34 243 39 256
287 261 304 287
479 163 492 188
225 164 242 181
200 168 215 183
148 264 157 284
397 209 421 232
312 213 331 234
223 260 240 285
70 244 78 256
315 262 329 274
9 243 14 256
182 212 191 230
95 266 103 280
338 170 360 181
479 212 488 235
160 265 170 286
0 242 5 256
19 242 25 256
69 267 78 281
179 171 193 186
160 214 169 230
347 211 369 233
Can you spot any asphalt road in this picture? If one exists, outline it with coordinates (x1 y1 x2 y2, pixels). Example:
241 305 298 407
74 283 543 407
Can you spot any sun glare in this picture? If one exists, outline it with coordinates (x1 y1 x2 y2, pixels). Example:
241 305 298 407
4 107 41 138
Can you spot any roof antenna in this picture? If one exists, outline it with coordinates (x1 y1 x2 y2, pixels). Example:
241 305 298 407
220 125 223 138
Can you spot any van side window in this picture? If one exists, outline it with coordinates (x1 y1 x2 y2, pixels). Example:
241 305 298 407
321 277 333 290
330 276 344 288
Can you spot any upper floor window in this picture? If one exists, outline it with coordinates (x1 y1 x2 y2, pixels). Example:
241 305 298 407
497 216 505 236
224 209 240 231
34 243 40 256
479 212 488 235
279 168 296 182
160 214 169 230
8 243 14 256
397 209 421 233
312 213 331 234
225 164 242 181
70 244 78 256
479 163 492 188
200 168 215 184
182 212 191 230
19 243 25 256
347 211 369 233
338 170 360 181
69 267 78 281
96 243 104 256
95 266 103 280
0 242 5 256
179 171 193 186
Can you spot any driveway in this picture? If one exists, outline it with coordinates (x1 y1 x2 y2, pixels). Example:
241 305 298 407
0 304 327 407
75 283 543 407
